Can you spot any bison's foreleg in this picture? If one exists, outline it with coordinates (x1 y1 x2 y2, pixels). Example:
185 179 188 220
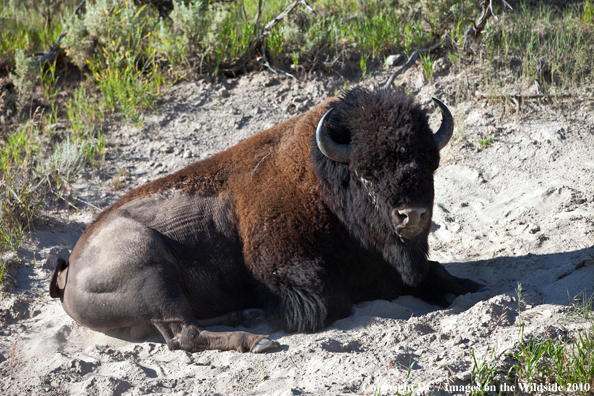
263 277 353 333
405 260 486 307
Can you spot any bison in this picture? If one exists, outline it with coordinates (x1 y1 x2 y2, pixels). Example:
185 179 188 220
49 87 484 353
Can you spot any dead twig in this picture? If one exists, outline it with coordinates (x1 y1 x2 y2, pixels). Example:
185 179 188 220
475 92 592 112
222 0 314 77
72 195 101 210
253 0 263 36
475 93 590 101
260 0 314 39
383 41 443 89
9 339 20 396
256 0 314 79
257 39 298 80
250 153 270 178
260 38 278 76
306 43 328 75
35 0 87 65
463 0 512 56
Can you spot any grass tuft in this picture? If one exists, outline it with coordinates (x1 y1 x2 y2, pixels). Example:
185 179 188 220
565 290 594 323
507 285 594 394
479 137 495 147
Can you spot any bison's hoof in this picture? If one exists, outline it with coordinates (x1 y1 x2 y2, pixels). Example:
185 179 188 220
252 338 280 353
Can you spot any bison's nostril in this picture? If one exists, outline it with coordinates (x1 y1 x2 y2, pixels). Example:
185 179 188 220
395 212 407 223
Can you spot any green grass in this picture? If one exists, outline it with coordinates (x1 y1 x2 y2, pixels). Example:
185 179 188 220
479 137 495 147
464 285 594 395
509 325 594 395
420 53 434 82
0 0 78 62
584 0 594 24
504 285 594 395
469 347 505 396
0 259 6 287
0 124 40 253
481 1 594 107
565 290 594 323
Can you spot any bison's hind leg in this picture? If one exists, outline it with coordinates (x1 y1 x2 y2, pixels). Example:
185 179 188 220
155 322 279 353
62 217 278 353
130 322 156 341
112 313 268 344
151 308 276 353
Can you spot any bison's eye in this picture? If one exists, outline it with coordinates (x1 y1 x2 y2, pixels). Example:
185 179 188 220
357 168 379 182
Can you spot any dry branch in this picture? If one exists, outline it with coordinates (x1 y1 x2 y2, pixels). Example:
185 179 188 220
384 0 514 88
222 0 314 77
475 93 591 101
463 0 512 56
253 0 263 36
260 0 314 39
474 91 593 111
462 0 494 55
35 0 87 65
383 41 443 89
256 0 314 78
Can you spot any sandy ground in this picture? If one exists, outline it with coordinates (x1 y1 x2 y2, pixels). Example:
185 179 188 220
1 65 594 396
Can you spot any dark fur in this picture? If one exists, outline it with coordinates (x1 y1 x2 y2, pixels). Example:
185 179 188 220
312 88 439 286
50 88 483 352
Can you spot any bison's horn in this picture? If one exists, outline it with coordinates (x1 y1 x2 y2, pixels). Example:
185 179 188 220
316 108 352 163
432 97 454 151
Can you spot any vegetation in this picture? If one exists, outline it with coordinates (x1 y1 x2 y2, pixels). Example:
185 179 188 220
479 137 495 147
481 1 594 113
509 287 594 395
466 285 594 395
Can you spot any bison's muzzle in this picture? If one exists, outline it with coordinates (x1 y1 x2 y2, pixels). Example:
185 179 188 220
392 206 429 241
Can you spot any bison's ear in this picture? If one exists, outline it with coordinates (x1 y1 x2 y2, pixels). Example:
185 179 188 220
431 98 454 151
316 108 352 163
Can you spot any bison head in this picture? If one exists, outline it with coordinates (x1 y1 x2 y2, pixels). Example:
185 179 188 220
311 88 453 286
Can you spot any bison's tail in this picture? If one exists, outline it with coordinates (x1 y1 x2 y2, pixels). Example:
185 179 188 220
49 258 69 299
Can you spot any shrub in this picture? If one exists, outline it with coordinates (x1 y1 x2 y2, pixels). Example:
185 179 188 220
8 49 38 113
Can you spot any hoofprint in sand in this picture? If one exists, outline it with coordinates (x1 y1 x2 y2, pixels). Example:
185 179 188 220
1 70 593 395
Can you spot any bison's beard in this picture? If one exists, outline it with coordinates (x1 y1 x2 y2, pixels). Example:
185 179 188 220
382 236 430 286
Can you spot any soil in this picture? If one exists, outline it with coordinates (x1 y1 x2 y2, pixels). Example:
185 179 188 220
1 63 594 396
